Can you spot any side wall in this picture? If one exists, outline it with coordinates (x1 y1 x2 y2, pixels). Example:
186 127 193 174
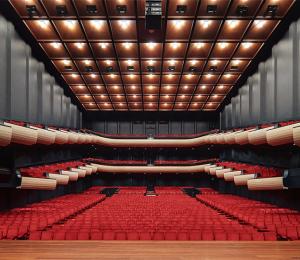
0 15 81 128
220 18 300 129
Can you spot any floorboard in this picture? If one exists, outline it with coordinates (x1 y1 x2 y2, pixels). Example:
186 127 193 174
0 241 300 260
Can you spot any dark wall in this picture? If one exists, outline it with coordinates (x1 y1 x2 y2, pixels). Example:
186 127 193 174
83 111 219 135
0 14 81 128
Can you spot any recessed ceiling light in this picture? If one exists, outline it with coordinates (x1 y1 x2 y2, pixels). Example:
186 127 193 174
131 85 136 89
167 74 173 78
171 42 180 49
78 85 84 89
149 85 154 90
211 60 219 66
83 60 91 65
134 102 137 106
201 85 207 89
200 20 211 29
105 60 112 66
179 103 183 106
148 60 155 65
232 60 241 66
133 94 137 98
90 20 104 29
84 94 89 98
96 86 101 89
254 20 266 29
208 103 213 106
184 85 188 89
104 102 108 106
117 95 121 98
99 43 108 49
89 102 93 105
219 85 224 89
166 85 171 90
127 59 134 65
181 95 185 98
213 95 218 98
164 103 168 106
110 74 116 78
186 74 193 79
224 74 232 78
195 42 204 49
165 95 169 98
193 103 198 106
119 20 130 29
173 20 185 29
147 42 156 50
75 42 84 49
242 42 253 49
206 74 212 78
100 94 105 98
190 60 197 66
119 103 123 106
129 74 135 78
122 42 132 49
63 59 70 65
197 94 201 98
149 103 153 106
149 94 153 98
219 42 229 49
228 20 239 29
64 20 76 29
37 20 50 29
71 74 77 78
148 74 154 78
91 73 96 78
51 42 61 49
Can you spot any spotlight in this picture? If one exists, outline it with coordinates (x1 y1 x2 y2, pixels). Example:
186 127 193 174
254 20 266 29
200 20 211 29
207 5 217 15
64 20 76 29
64 66 72 71
99 43 108 49
56 5 68 16
236 5 248 16
26 5 39 17
147 42 156 50
119 20 130 30
106 66 114 73
86 5 98 14
265 5 278 17
37 20 50 29
228 20 239 29
171 42 180 49
176 5 187 14
173 20 185 29
85 66 93 72
168 66 176 72
195 42 204 49
90 20 104 29
117 5 127 14
242 42 253 49
189 66 198 73
127 66 134 72
147 66 155 72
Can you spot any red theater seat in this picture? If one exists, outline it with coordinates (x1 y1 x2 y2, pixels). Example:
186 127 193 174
127 232 139 240
115 232 127 240
41 231 54 240
165 232 177 240
153 232 165 240
102 231 115 240
90 231 102 240
139 232 152 240
29 231 42 240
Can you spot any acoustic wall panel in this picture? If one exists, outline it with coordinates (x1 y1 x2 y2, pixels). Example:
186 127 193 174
276 29 294 121
158 121 169 134
170 121 182 134
119 121 131 134
265 56 276 122
27 55 39 123
183 122 195 134
239 85 250 127
10 29 27 121
0 16 9 119
251 73 261 125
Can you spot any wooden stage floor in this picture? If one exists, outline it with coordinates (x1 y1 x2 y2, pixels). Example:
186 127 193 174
0 241 300 260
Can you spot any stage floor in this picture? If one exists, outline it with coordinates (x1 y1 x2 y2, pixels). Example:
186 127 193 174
0 241 300 260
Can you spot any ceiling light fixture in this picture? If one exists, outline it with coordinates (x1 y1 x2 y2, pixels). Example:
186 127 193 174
37 20 50 29
148 60 155 65
147 42 156 50
83 60 91 65
254 20 266 29
63 59 70 65
91 73 96 78
200 20 212 29
64 20 76 29
242 42 253 49
119 20 130 30
75 42 84 49
219 42 229 49
228 20 239 29
99 43 108 49
90 20 104 29
171 42 180 49
51 42 61 49
122 42 132 49
173 20 185 29
127 59 134 65
195 42 204 49
190 60 197 66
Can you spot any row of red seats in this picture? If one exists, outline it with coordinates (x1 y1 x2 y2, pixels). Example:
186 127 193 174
83 158 148 165
197 193 300 240
28 230 276 241
31 187 273 240
216 161 283 178
19 161 85 178
0 190 105 239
